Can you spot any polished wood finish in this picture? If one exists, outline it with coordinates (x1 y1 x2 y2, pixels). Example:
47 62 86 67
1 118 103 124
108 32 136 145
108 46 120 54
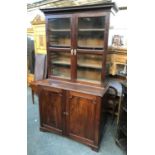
66 91 98 146
39 86 63 135
37 79 108 97
42 3 118 85
37 79 108 150
41 2 118 14
35 3 118 151
102 12 110 81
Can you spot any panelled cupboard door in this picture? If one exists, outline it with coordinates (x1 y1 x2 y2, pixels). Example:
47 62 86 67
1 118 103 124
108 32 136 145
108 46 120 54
66 91 101 147
39 86 63 135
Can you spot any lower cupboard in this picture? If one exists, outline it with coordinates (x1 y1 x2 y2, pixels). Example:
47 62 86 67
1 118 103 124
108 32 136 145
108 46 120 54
38 80 108 151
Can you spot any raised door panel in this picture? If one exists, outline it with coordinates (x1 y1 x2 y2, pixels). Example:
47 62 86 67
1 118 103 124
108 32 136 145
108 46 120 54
66 91 97 145
39 87 63 134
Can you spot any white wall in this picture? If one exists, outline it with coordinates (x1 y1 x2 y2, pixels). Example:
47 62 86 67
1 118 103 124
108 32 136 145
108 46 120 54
108 7 127 47
27 9 44 28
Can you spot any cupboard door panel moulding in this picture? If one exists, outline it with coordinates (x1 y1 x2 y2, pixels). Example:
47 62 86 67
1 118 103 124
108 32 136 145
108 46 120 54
39 86 63 135
37 79 106 151
66 91 97 142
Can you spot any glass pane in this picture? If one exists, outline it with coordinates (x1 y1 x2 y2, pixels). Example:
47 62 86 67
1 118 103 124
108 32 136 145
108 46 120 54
48 18 71 48
78 16 105 50
51 52 71 79
77 53 102 83
78 32 104 49
49 18 70 29
78 16 105 29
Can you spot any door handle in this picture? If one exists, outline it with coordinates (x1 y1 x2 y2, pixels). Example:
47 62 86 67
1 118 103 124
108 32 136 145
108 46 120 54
74 49 76 55
63 112 69 115
71 49 74 55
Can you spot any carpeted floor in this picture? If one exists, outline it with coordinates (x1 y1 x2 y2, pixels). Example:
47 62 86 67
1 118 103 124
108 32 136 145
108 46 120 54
27 87 125 155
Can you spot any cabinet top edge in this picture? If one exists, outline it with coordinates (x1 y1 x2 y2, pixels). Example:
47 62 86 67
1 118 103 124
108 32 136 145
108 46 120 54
37 79 109 97
40 2 118 14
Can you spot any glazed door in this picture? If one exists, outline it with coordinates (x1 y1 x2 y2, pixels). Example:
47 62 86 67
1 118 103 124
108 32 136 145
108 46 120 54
72 12 109 84
46 13 109 84
46 15 74 80
39 86 63 135
66 91 98 144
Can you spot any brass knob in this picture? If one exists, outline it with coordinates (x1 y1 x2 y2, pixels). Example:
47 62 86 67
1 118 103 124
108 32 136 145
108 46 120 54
71 49 74 55
63 112 69 115
92 100 96 104
74 49 76 55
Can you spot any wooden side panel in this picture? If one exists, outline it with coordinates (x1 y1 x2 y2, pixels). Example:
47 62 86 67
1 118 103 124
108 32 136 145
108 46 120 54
39 86 63 134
